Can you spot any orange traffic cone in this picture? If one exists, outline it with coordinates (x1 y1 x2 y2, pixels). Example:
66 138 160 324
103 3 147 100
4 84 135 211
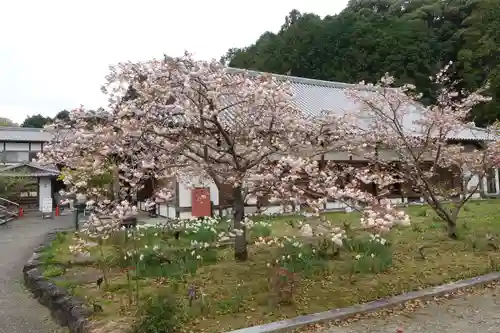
19 207 23 217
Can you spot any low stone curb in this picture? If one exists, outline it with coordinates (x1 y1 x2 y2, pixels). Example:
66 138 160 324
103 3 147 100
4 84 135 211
22 230 92 333
225 271 500 333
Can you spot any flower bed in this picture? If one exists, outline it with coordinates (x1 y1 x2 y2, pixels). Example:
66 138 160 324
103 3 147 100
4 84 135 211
39 200 500 333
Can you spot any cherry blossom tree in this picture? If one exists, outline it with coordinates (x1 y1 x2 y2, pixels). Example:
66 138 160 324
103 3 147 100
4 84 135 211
251 156 410 234
39 53 410 262
102 53 414 260
334 62 499 238
39 108 176 219
98 53 320 261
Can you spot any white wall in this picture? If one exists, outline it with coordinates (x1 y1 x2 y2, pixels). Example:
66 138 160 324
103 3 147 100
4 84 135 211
467 174 480 191
30 143 42 151
5 142 30 151
147 167 500 219
177 176 219 208
38 177 52 211
158 203 177 218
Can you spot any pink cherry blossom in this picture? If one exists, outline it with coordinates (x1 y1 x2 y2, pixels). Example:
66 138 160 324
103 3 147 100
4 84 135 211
325 62 498 238
39 53 413 259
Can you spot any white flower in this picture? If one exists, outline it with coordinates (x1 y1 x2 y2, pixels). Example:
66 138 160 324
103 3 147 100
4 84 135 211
400 216 411 226
370 253 375 258
355 254 362 260
331 235 343 246
196 255 202 260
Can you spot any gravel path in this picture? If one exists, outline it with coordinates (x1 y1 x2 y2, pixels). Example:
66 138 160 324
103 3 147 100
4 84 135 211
321 286 500 333
0 215 72 333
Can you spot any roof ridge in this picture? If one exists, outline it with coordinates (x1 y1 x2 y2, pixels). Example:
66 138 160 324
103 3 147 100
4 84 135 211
0 127 44 131
226 67 381 91
0 162 59 173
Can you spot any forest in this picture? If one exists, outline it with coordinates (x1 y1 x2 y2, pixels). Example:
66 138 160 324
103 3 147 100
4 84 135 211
222 0 499 126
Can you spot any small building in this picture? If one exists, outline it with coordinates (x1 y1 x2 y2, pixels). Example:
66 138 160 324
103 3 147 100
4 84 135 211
0 127 61 211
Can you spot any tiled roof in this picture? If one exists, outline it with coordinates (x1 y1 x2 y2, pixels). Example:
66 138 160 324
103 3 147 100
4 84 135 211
228 68 495 141
0 162 59 177
0 127 54 142
0 71 494 143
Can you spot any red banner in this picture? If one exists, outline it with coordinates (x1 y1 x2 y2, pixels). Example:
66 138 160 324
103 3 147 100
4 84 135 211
191 188 211 217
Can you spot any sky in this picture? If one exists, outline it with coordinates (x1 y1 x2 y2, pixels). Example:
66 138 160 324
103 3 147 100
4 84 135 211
0 0 348 125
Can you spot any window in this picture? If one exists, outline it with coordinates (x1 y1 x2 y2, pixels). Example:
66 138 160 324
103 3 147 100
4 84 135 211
1 151 30 163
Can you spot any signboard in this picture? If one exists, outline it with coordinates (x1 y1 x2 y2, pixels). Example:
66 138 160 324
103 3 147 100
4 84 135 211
42 198 53 213
42 198 53 219
191 188 211 217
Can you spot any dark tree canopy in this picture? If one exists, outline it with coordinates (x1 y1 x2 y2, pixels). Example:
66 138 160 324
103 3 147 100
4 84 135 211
21 110 71 128
224 0 500 126
55 110 70 122
21 114 53 128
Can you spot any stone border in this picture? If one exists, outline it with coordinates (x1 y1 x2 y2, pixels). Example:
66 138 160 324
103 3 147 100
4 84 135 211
22 230 92 333
225 271 500 333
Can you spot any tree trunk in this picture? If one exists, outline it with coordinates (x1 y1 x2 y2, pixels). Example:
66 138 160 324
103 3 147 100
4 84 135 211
447 221 458 239
112 166 120 201
434 204 459 239
447 207 460 239
232 186 248 261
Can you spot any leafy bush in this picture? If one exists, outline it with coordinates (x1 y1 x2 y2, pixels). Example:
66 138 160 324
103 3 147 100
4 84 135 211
132 293 186 333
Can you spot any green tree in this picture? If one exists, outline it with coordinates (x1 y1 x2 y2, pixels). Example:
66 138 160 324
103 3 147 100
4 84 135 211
224 1 499 124
458 0 500 126
54 110 70 122
21 114 53 128
226 6 444 103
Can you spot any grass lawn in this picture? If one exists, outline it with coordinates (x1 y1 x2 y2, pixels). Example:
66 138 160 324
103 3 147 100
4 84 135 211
40 200 500 333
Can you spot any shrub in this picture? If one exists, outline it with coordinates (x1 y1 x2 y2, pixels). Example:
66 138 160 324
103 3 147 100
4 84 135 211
132 293 186 333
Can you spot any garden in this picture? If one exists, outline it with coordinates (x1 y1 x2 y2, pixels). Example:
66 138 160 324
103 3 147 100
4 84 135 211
32 54 500 333
40 200 500 333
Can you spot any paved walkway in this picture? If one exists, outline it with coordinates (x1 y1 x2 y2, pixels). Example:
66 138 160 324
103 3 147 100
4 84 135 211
321 286 500 333
0 215 72 333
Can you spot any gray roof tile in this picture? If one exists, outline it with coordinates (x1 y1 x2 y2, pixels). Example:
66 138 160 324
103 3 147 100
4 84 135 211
228 68 495 141
0 127 54 142
0 71 493 145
